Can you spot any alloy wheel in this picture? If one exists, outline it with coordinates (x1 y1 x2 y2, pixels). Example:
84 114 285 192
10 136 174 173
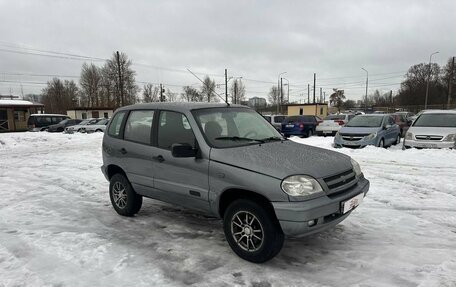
231 211 264 252
112 182 127 209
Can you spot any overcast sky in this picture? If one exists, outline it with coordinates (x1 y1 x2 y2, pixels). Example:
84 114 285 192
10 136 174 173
0 0 455 102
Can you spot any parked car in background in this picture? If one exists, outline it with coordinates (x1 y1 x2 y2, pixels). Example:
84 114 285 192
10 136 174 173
391 113 411 136
395 111 415 121
281 115 320 137
27 114 70 131
64 118 101 133
81 118 110 133
316 114 356 136
101 103 369 263
263 114 286 131
403 110 456 149
373 111 386 114
47 119 83 132
334 114 401 148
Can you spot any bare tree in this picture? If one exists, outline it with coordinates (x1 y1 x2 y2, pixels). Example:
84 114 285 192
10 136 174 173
181 86 202 102
329 89 346 112
142 83 159 102
166 89 178 102
42 78 78 114
230 79 246 104
267 85 279 105
201 76 217 102
80 63 102 107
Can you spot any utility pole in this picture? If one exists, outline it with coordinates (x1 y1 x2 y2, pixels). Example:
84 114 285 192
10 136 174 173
160 84 164 102
323 91 326 103
320 87 322 103
225 69 228 103
362 68 369 113
280 77 283 113
307 84 310 103
116 51 124 106
313 73 316 104
448 56 455 109
425 51 439 109
234 80 237 104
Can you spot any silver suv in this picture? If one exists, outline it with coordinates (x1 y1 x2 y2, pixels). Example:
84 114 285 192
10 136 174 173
101 103 369 262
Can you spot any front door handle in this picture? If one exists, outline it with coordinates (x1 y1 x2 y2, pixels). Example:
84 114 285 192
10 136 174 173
120 148 127 155
153 155 165 163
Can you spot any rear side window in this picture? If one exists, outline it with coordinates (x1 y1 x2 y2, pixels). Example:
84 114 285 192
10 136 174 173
158 111 195 149
108 111 126 138
124 110 154 144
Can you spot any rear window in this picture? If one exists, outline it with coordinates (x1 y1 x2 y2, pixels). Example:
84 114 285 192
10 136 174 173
413 114 456 127
285 116 303 122
108 112 126 138
273 116 286 123
325 115 345 120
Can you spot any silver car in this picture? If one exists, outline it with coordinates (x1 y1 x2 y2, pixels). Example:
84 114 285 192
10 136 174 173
101 103 369 263
403 110 456 149
334 114 401 148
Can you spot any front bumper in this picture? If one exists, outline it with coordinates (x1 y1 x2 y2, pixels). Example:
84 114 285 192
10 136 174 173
403 139 455 149
334 136 377 148
272 177 369 237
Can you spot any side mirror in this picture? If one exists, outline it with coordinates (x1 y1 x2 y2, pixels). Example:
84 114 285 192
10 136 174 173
384 124 392 130
171 143 197 158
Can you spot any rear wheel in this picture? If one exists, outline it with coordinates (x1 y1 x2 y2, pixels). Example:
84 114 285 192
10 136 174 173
109 173 142 216
223 199 284 263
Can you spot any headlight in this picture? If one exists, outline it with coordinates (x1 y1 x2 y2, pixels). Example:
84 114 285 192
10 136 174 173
364 132 377 140
405 132 413 140
351 158 362 177
281 175 323 197
443 134 456 142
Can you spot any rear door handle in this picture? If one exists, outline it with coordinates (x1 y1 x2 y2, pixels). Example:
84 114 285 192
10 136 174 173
120 148 127 155
153 155 165 163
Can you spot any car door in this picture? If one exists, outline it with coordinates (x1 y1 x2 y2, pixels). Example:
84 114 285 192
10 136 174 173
384 116 396 145
150 110 211 213
104 110 155 195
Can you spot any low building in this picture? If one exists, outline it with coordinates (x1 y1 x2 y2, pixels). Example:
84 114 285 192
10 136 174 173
67 107 115 119
286 103 328 118
0 99 45 132
248 97 267 108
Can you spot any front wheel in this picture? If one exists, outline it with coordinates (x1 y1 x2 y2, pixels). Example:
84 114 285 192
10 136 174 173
109 173 142 216
378 138 385 148
394 134 401 145
223 199 284 263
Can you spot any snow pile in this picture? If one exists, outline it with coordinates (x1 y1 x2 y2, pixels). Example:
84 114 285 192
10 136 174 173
0 132 455 286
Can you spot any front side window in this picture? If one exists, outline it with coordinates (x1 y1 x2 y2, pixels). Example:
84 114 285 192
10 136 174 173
193 108 282 148
158 111 195 149
124 110 154 144
108 111 126 138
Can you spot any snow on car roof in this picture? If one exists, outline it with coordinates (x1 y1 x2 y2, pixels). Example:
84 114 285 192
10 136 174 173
421 109 456 114
0 100 44 106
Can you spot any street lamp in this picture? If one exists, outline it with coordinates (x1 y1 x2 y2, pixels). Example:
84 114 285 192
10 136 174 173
425 51 439 109
277 72 287 113
361 68 368 112
282 78 289 103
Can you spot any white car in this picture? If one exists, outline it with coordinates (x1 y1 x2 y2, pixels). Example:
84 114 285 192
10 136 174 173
316 114 356 136
403 110 456 149
263 114 286 131
64 118 101 133
81 118 110 133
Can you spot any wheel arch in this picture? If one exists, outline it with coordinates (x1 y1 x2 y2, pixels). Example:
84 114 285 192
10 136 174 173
218 188 277 220
106 164 127 180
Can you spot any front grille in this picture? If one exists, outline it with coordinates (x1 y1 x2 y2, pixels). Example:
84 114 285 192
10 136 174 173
415 135 443 141
340 133 368 141
323 169 357 196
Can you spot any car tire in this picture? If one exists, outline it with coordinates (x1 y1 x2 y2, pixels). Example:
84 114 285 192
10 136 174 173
378 138 385 148
223 199 284 263
109 173 142 216
394 134 401 145
57 127 64 132
306 129 313 138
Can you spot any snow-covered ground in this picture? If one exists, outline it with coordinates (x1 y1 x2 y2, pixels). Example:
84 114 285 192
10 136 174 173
0 132 455 287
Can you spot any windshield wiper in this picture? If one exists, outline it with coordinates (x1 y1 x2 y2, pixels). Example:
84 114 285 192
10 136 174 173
214 136 265 143
259 136 285 142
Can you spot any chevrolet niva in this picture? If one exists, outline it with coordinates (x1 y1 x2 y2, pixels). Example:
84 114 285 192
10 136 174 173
101 103 369 263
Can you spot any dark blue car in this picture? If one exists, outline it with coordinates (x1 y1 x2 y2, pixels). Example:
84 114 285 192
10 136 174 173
281 115 320 137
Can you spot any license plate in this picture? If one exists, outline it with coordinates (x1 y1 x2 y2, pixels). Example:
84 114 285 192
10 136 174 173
341 193 364 214
323 130 332 134
286 124 294 128
343 141 358 146
417 143 437 148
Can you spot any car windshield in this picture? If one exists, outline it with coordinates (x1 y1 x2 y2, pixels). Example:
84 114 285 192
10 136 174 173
346 116 383 127
325 115 345 120
413 114 456 127
193 107 283 148
96 119 109 125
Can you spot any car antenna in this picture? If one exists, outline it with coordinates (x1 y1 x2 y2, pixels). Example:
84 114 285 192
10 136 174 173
186 68 230 106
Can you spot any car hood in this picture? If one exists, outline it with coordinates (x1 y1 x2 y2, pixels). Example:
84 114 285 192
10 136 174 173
408 126 456 136
209 140 352 179
339 126 381 134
